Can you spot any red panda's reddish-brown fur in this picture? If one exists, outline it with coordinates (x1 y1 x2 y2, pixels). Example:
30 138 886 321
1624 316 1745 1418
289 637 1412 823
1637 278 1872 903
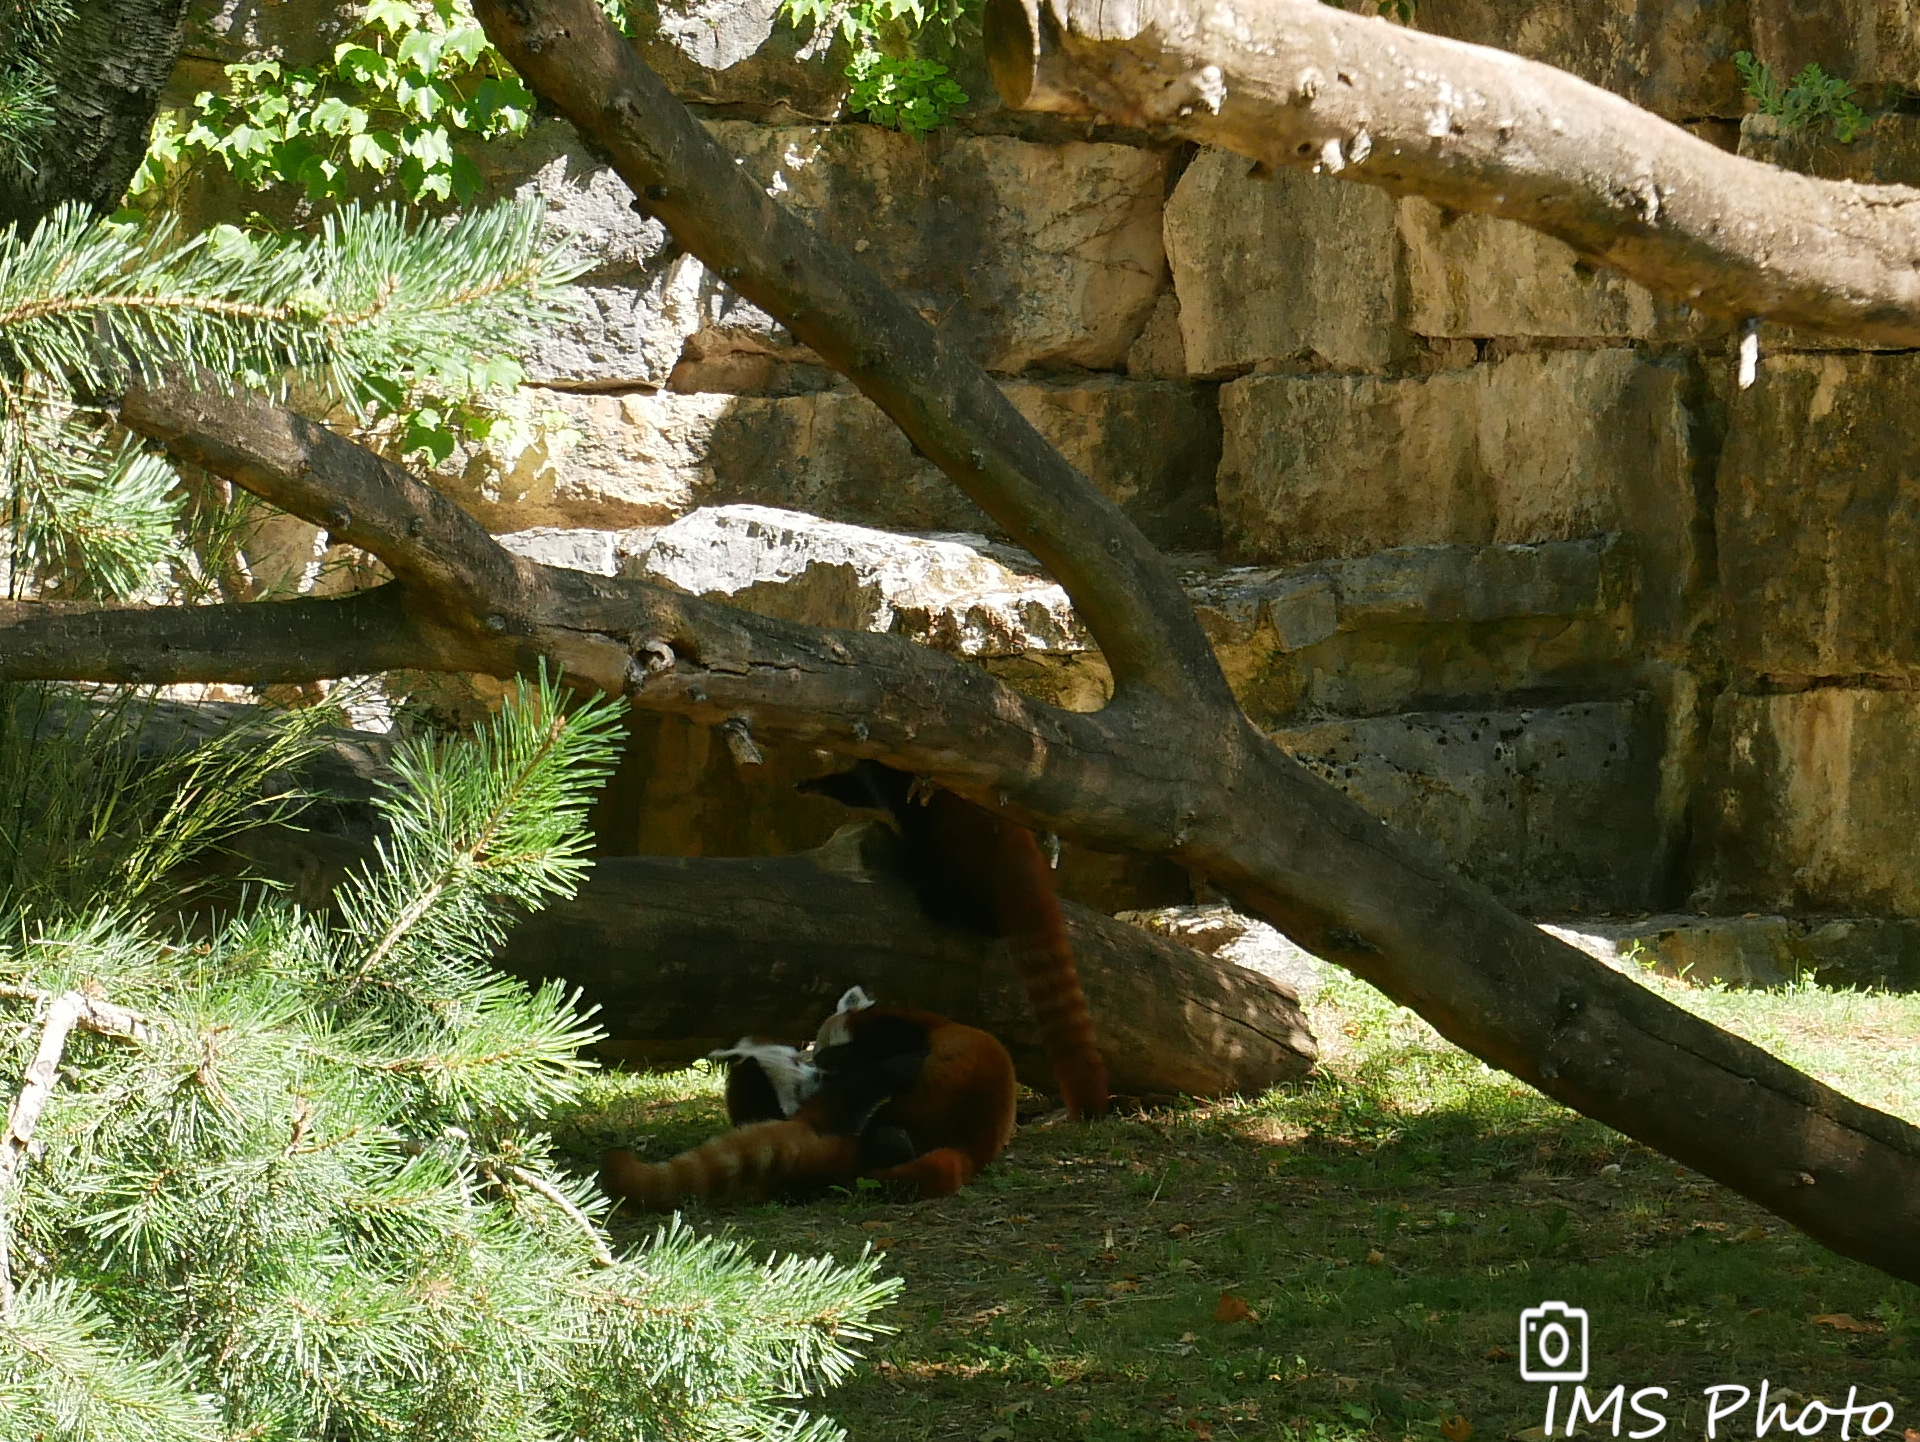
919 789 1109 1122
798 762 1110 1121
850 1004 1017 1196
599 999 1017 1210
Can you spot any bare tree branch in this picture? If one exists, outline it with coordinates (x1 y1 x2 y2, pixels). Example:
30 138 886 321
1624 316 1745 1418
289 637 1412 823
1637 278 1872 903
120 381 555 630
0 586 471 684
984 0 1920 345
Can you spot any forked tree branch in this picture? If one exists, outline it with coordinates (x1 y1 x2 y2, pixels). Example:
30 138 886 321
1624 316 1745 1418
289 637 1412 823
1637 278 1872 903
984 0 1920 345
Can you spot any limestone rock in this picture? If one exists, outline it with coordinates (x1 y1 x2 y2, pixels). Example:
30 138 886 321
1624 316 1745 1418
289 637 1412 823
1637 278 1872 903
1125 291 1187 380
1187 538 1634 724
1748 0 1920 93
495 527 656 577
471 119 1169 386
1696 688 1920 916
634 504 1092 657
621 0 852 117
435 379 1220 551
1718 352 1920 676
1279 700 1666 914
1399 198 1701 341
1217 350 1693 567
1413 0 1750 118
1165 150 1402 376
1542 914 1920 991
710 123 1170 373
181 0 365 67
1117 904 1332 1001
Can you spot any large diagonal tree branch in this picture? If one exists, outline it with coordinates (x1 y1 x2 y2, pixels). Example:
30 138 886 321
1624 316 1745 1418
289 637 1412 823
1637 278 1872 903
985 0 1920 345
65 69 1920 1281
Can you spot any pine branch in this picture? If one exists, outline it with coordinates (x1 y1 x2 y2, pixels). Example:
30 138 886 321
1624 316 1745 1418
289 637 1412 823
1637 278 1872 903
0 986 146 1318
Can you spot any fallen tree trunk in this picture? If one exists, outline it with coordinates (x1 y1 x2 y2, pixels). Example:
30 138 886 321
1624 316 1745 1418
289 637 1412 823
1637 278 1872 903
983 0 1920 345
493 828 1319 1098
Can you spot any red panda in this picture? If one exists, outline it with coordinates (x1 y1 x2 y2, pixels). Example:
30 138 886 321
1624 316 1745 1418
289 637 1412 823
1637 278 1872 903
799 761 1110 1120
599 987 1017 1209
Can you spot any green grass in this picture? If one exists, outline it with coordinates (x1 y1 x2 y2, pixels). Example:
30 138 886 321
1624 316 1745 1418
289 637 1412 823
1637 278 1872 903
549 970 1920 1442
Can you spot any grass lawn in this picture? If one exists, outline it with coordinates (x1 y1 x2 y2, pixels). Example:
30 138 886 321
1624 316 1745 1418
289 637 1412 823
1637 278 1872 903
549 966 1920 1442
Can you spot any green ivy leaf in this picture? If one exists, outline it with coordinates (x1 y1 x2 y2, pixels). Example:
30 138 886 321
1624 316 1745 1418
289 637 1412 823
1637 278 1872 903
364 0 418 33
397 27 448 73
449 152 484 204
348 130 400 170
311 96 369 135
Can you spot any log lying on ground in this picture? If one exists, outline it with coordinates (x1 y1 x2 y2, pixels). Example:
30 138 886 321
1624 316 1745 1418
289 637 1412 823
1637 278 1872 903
494 827 1318 1099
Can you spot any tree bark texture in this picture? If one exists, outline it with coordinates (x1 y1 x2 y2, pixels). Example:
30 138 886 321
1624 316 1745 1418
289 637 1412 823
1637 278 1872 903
983 0 1920 346
0 0 1912 1280
494 829 1319 1098
0 0 191 231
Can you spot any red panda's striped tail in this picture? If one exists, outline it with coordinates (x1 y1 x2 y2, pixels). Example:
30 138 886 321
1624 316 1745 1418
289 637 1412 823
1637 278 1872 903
600 1121 860 1210
1005 923 1110 1120
932 793 1111 1120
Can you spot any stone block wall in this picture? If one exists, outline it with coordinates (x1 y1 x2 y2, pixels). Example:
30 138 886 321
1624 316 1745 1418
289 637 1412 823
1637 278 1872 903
175 0 1920 944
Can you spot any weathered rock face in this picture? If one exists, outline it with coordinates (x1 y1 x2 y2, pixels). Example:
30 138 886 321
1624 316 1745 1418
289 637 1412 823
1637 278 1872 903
1718 352 1920 678
1279 699 1669 914
1696 688 1920 916
1544 913 1920 991
1413 0 1751 118
475 119 1170 386
1748 0 1920 91
637 504 1091 657
1398 199 1697 342
1165 151 1403 376
432 378 1220 550
1216 350 1695 568
1188 536 1635 724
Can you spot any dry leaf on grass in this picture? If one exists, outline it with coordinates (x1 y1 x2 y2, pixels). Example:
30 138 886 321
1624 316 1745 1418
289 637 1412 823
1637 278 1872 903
1812 1313 1883 1334
1442 1415 1475 1441
1214 1292 1254 1324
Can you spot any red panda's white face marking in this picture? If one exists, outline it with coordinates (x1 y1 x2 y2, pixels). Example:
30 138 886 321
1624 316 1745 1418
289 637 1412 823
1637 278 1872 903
709 1038 821 1117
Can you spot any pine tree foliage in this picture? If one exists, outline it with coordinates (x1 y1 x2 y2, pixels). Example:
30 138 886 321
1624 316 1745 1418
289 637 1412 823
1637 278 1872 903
0 675 900 1441
0 198 577 600
0 683 341 919
0 0 71 175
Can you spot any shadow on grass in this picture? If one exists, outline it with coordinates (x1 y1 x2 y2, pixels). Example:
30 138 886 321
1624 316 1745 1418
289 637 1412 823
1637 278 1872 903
549 976 1920 1442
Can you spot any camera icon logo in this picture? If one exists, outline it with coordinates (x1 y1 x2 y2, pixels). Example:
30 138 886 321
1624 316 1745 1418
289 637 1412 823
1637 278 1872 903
1519 1301 1589 1382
